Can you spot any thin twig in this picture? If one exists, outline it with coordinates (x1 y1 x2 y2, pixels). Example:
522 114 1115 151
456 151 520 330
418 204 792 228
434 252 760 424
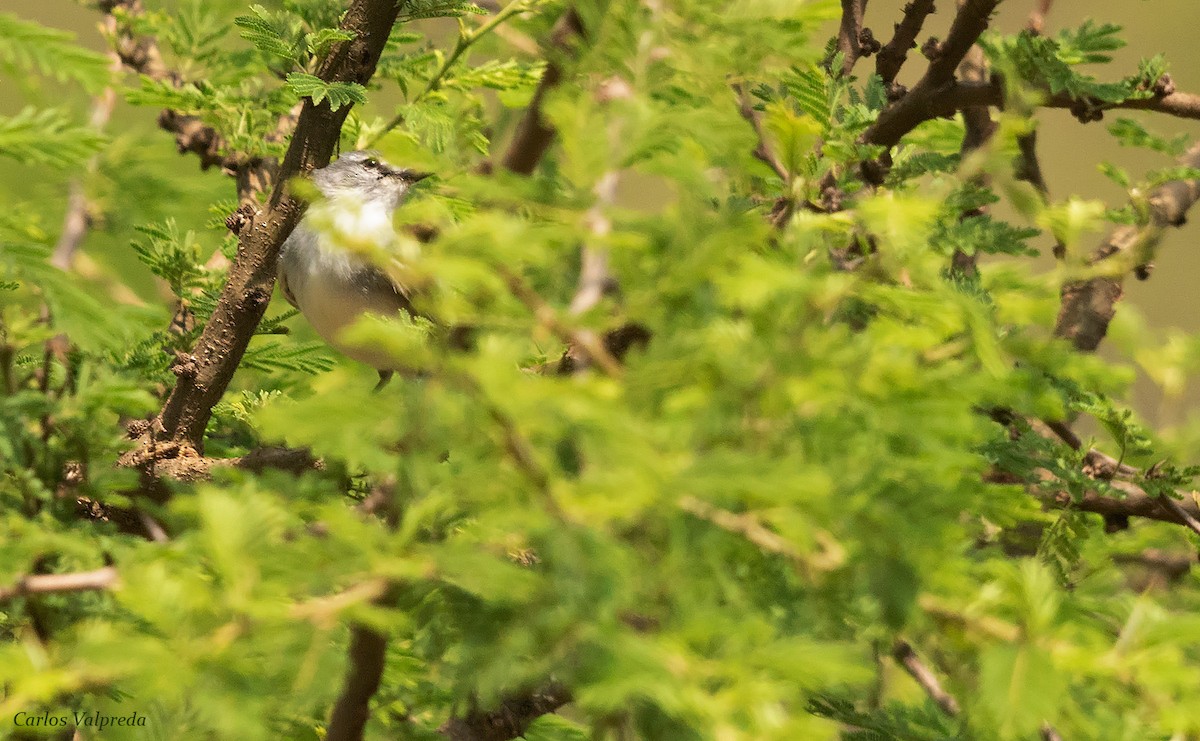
679 496 806 562
378 0 539 138
1055 142 1200 351
1027 0 1054 35
732 83 790 182
876 0 937 86
51 40 119 270
1156 495 1200 538
498 267 624 377
0 567 118 601
891 640 960 717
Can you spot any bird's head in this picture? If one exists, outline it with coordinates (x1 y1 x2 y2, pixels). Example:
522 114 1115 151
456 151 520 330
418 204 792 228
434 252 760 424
311 150 432 209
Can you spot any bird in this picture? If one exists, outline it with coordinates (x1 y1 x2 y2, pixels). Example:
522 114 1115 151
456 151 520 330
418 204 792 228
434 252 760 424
277 150 431 385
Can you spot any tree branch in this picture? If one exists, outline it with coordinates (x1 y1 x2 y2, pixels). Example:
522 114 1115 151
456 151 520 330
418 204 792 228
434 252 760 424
733 83 790 182
832 0 871 77
1055 142 1200 351
498 266 624 377
1026 0 1054 35
940 80 1200 123
876 0 937 86
123 0 404 457
439 682 572 741
891 640 960 717
99 1 286 204
326 624 389 741
0 567 118 601
500 9 584 175
861 0 1002 160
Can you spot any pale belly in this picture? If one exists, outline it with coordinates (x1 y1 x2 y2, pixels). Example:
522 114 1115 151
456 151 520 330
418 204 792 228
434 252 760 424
279 231 409 370
299 269 407 370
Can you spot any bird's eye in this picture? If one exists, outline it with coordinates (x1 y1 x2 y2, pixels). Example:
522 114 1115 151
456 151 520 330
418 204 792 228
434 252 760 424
364 158 379 169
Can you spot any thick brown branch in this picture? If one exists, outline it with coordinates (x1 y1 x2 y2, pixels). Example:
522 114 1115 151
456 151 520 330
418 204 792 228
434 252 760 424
891 640 960 717
500 9 584 175
862 0 1002 157
876 0 937 86
439 682 572 741
1047 481 1200 530
128 0 404 456
0 567 118 601
326 624 389 741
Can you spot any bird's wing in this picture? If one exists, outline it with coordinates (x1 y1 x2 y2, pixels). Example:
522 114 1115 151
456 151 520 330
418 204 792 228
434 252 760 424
354 263 415 314
277 237 301 309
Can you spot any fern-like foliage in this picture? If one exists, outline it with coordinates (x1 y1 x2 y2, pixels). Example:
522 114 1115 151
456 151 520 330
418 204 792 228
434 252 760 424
981 22 1170 103
0 12 111 91
0 107 106 168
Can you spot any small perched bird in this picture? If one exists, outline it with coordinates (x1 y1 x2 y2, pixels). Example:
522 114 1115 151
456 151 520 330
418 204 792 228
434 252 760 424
277 151 430 381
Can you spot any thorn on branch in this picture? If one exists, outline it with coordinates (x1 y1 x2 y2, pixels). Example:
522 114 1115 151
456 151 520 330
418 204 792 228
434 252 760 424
876 0 937 85
857 28 881 57
920 36 944 62
225 203 256 235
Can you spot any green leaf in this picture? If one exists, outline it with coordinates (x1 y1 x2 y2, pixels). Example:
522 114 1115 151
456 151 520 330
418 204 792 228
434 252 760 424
0 13 111 91
234 4 302 64
285 73 367 111
0 107 106 168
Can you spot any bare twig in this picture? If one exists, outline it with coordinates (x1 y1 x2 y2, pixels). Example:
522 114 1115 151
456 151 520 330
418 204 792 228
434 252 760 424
891 640 960 717
1055 143 1200 351
942 81 1200 124
733 83 790 182
51 40 119 270
1157 495 1200 538
832 0 870 77
1043 480 1200 531
99 1 279 203
439 682 572 741
501 9 584 175
876 0 937 86
1027 0 1054 35
498 266 623 377
679 495 806 562
0 567 118 601
569 169 620 315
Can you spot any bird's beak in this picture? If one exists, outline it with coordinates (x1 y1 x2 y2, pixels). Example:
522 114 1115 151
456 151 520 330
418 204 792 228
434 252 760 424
404 170 433 183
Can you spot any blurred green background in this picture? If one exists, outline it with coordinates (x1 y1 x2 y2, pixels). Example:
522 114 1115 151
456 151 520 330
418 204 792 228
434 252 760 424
5 0 1200 427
